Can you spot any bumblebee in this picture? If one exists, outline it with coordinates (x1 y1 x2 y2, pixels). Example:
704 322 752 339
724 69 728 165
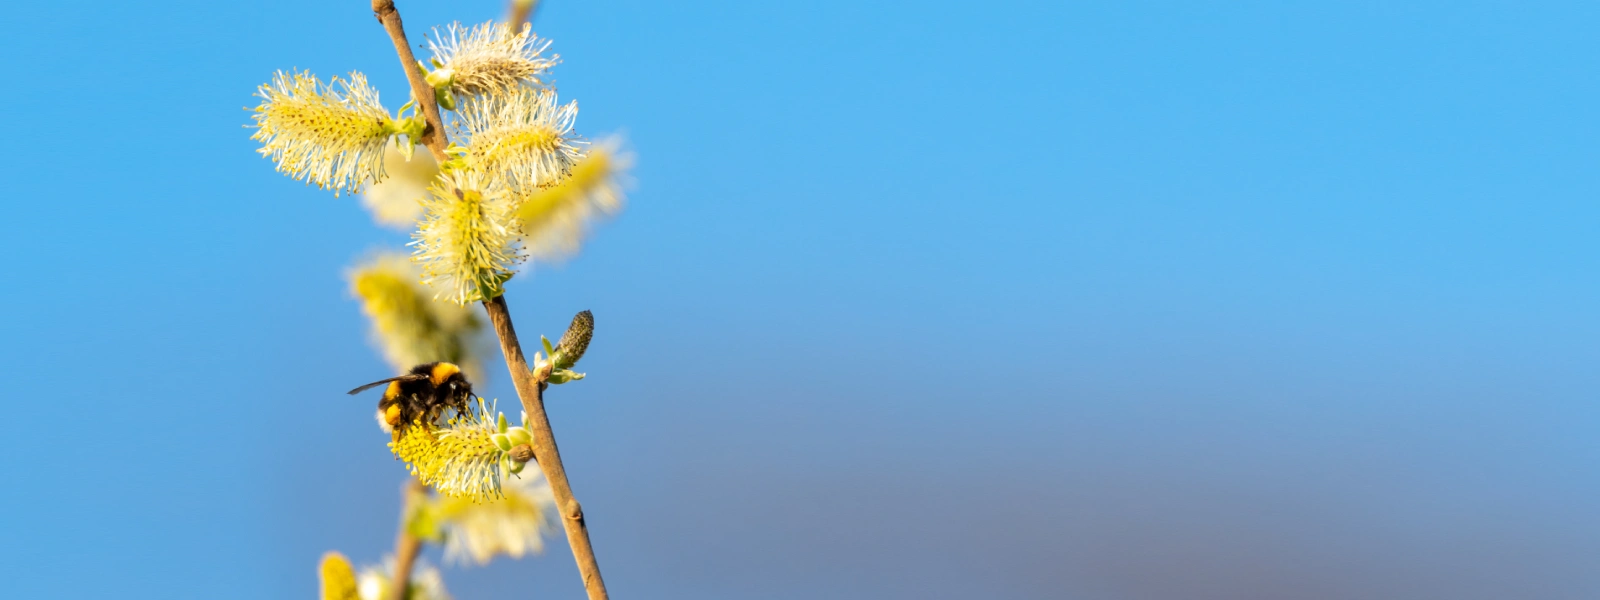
347 362 474 438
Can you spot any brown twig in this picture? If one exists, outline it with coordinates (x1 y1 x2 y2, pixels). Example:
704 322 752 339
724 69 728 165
370 3 610 598
387 479 427 600
372 0 448 162
509 443 536 463
483 295 609 600
508 0 539 30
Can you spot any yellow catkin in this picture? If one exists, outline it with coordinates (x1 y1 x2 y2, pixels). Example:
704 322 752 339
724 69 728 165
516 146 628 261
250 70 394 196
412 171 524 305
390 404 506 501
360 141 440 229
433 470 558 565
319 552 361 600
453 86 582 193
349 254 485 381
427 21 558 97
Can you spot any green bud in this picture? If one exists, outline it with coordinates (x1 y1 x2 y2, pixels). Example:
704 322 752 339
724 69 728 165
424 66 456 93
547 369 586 385
491 433 512 452
506 457 528 475
391 116 427 152
435 85 457 111
506 427 532 447
497 413 509 433
472 271 514 302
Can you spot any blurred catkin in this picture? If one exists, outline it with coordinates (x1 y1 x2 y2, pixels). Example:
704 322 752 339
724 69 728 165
320 552 361 600
433 468 559 565
517 144 629 262
349 253 486 383
356 557 452 600
360 142 440 229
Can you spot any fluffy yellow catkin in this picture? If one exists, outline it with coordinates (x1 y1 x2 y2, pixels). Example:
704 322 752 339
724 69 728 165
453 86 582 193
250 70 395 196
518 145 629 262
389 400 510 501
427 21 558 98
411 170 525 305
319 552 361 600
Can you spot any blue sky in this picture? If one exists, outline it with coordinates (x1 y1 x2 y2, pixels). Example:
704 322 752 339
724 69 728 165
3 1 1599 598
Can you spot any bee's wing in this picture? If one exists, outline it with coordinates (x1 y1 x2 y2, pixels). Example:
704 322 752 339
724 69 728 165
347 374 429 395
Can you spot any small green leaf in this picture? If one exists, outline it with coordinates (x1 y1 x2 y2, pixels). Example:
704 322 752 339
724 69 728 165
506 427 532 447
548 369 587 385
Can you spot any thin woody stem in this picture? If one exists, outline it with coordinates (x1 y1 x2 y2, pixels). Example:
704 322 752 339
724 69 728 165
386 479 427 600
369 3 610 598
483 295 609 600
372 0 449 162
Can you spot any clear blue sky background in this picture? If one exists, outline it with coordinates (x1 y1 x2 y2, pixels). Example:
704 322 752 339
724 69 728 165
3 1 1598 598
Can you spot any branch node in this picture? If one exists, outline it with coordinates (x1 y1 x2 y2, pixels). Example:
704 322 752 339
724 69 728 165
509 443 536 463
564 498 584 522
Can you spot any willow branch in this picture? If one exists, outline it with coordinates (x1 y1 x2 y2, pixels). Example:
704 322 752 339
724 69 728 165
386 479 427 600
371 0 449 162
483 295 609 600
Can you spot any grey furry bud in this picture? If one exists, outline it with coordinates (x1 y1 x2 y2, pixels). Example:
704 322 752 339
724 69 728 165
553 310 593 369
